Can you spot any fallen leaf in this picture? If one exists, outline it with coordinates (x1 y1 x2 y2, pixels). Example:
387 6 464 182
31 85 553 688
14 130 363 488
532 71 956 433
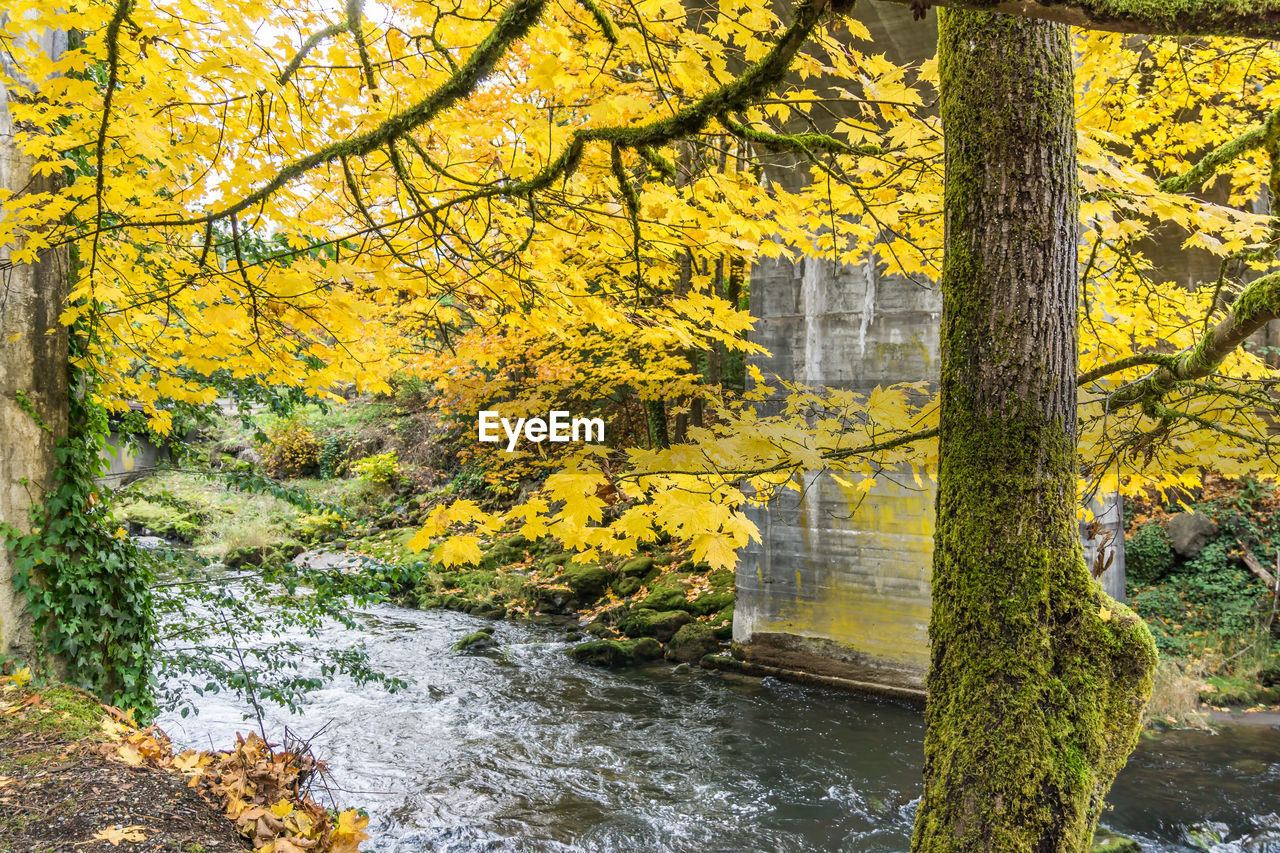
92 825 147 846
115 745 143 766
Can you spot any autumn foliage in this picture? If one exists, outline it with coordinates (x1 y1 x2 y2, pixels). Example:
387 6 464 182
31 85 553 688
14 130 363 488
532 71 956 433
3 1 1280 567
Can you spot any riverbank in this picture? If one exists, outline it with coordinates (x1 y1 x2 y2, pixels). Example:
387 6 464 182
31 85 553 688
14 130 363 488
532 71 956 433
0 671 370 853
113 399 1278 710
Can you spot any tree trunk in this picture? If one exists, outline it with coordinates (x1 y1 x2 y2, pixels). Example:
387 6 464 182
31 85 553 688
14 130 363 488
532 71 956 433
0 24 69 662
911 10 1157 852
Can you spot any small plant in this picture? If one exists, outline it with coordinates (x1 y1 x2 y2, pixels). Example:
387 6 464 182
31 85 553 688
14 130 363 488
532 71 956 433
260 420 320 478
293 510 346 541
317 434 350 479
353 451 401 488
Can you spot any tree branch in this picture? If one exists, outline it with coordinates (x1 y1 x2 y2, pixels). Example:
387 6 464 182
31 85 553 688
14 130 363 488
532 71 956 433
1103 269 1280 412
872 0 1280 39
1160 108 1280 194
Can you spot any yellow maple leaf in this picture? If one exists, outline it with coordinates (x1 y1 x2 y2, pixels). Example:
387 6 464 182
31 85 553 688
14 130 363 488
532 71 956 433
92 825 147 845
330 810 371 853
435 534 483 567
115 745 144 766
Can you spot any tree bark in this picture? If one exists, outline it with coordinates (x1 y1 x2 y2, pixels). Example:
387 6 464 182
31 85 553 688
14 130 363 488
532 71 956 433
911 10 1156 852
0 23 69 662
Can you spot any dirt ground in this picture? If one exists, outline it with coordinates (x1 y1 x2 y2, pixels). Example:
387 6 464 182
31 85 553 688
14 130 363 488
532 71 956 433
0 685 249 853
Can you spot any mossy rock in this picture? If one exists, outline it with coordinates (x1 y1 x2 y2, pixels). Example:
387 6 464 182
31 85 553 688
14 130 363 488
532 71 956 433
562 564 612 601
1091 828 1141 853
618 608 693 642
223 545 266 569
453 626 496 651
120 499 202 543
665 622 719 663
584 619 614 637
275 540 307 560
612 576 643 598
640 584 688 612
711 606 734 640
1185 822 1228 850
619 555 655 577
480 542 525 571
567 637 664 667
542 551 574 569
533 584 574 614
687 590 734 616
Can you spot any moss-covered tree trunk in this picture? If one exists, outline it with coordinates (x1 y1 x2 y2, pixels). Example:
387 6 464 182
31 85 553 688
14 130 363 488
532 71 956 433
910 10 1157 852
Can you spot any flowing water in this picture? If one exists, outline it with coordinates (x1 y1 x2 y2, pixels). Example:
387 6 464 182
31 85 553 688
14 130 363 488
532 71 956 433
158 588 1280 853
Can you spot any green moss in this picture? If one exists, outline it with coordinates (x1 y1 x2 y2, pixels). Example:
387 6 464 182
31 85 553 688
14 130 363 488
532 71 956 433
618 555 655 577
612 576 643 597
618 608 692 642
665 622 719 663
566 637 662 666
686 590 734 616
116 499 202 542
711 606 734 640
453 626 496 651
542 552 574 569
1091 828 1142 852
471 535 531 571
562 564 612 601
640 582 688 612
0 686 106 774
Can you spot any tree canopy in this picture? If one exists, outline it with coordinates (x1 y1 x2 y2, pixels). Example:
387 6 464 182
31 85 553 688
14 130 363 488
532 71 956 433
4 0 1280 568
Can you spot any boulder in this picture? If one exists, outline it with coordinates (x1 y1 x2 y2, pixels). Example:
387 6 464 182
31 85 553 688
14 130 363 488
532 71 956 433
611 576 643 598
1167 512 1218 558
687 590 734 616
1185 822 1229 851
533 585 573 614
640 584 688 612
562 564 612 601
665 622 719 663
618 555 655 577
618 608 692 642
567 638 663 666
1091 828 1141 853
453 626 496 651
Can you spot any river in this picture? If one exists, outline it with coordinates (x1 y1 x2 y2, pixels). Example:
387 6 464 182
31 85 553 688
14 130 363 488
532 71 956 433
155 594 1280 853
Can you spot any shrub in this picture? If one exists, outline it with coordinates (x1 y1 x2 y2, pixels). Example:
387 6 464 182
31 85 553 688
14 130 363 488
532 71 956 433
1126 522 1174 586
353 451 401 488
260 420 320 478
317 435 351 479
293 511 345 541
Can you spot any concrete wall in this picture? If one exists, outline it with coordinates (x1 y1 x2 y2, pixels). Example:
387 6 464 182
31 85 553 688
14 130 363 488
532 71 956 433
735 248 1128 691
97 431 164 490
735 251 941 690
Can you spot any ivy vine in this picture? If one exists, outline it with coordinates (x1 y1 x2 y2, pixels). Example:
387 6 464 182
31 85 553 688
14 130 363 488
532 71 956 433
2 369 157 717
